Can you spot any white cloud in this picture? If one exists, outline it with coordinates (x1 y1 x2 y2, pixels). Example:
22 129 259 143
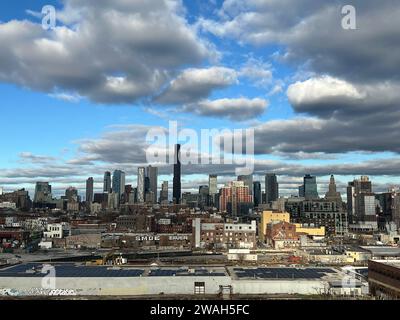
183 97 268 121
49 92 82 103
0 0 214 104
200 0 400 82
156 66 238 104
238 57 273 88
287 76 400 118
287 76 365 106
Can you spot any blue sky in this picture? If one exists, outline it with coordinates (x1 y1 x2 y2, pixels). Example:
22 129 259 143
0 0 399 197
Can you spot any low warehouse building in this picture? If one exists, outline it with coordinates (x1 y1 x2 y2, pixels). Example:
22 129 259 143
0 263 365 298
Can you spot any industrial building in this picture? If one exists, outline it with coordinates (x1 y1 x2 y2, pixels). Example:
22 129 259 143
0 263 365 298
368 260 400 299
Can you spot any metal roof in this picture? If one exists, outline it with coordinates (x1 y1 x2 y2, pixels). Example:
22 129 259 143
232 267 336 279
0 263 144 278
360 246 400 256
148 268 226 277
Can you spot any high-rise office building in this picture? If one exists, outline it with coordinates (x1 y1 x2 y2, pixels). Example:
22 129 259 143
146 165 158 204
208 174 218 206
173 144 181 204
238 174 253 195
199 185 209 207
145 191 155 204
86 177 94 203
131 187 138 204
123 184 134 204
103 171 111 193
253 181 262 207
108 192 119 210
159 181 168 203
112 170 125 197
376 189 400 230
299 174 319 199
209 174 218 195
34 182 52 203
265 173 279 203
93 192 108 207
65 186 78 202
325 175 342 208
137 167 145 203
219 181 253 217
299 185 304 197
145 176 150 195
347 176 377 229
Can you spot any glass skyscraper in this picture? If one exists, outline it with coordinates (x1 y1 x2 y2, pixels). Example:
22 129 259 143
86 177 94 203
299 174 319 199
103 171 111 193
253 181 261 207
146 165 158 204
173 144 181 204
112 170 125 196
265 173 279 203
238 174 253 195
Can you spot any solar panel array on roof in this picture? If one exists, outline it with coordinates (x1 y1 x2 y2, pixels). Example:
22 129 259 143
0 263 144 278
148 268 225 277
353 268 368 277
234 267 335 279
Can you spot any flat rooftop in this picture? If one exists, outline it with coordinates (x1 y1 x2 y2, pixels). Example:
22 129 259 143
361 246 400 256
0 263 343 280
0 263 145 278
0 263 228 278
229 267 338 280
371 259 400 269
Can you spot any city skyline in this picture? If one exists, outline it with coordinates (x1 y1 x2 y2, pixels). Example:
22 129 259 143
1 1 400 303
0 1 400 200
2 170 395 204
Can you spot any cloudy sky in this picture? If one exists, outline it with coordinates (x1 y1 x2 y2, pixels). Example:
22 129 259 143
0 0 399 198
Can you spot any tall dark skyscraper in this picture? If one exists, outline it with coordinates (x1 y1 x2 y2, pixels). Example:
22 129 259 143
146 165 158 204
238 174 253 195
112 170 125 196
34 181 52 203
265 173 279 203
199 185 209 207
159 181 168 203
299 174 319 199
173 144 181 204
103 171 111 193
144 176 150 194
253 181 261 207
86 177 94 203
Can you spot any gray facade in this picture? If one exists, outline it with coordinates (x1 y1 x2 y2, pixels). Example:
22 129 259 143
137 167 145 203
265 173 279 203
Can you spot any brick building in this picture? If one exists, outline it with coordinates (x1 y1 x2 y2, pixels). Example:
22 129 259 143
192 218 256 250
265 221 300 249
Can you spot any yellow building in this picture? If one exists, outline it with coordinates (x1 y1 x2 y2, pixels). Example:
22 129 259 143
294 224 325 237
259 210 290 242
344 248 372 262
